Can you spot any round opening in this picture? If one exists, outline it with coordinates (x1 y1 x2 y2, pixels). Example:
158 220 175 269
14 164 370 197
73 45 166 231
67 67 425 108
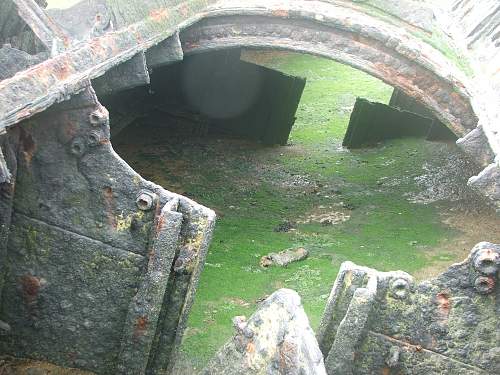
137 198 149 209
136 196 152 211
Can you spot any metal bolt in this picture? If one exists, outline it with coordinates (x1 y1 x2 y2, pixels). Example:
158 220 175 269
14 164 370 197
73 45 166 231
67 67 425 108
390 278 410 300
136 191 157 211
69 137 86 156
89 108 109 126
87 130 102 147
474 276 495 295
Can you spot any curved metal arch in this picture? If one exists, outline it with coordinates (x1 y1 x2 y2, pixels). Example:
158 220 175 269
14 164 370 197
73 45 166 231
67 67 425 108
178 1 478 136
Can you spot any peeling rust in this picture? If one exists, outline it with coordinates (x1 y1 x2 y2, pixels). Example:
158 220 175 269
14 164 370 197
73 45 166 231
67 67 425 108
272 9 289 18
19 128 36 166
474 276 495 294
133 316 148 340
150 8 169 22
436 292 451 318
20 274 41 305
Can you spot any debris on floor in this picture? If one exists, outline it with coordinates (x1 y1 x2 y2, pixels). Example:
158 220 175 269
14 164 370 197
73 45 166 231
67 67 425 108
260 247 309 268
273 220 296 232
297 209 351 226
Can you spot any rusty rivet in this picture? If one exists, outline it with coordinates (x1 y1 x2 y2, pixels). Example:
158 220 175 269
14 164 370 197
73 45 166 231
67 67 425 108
473 248 499 275
69 137 86 156
390 278 410 299
89 108 109 126
136 191 157 211
87 131 103 147
474 276 495 294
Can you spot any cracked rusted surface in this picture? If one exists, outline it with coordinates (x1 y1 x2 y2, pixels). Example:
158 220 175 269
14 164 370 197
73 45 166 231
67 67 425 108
0 86 215 374
317 242 500 374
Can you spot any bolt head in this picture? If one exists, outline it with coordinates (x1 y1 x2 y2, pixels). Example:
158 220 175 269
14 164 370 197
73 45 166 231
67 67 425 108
474 276 495 294
136 191 157 211
390 278 410 300
87 131 103 147
69 137 86 156
89 107 109 126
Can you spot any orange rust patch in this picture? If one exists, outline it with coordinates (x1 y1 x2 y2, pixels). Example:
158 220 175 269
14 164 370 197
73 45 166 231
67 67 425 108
89 39 107 58
246 342 255 354
478 276 495 290
382 368 391 375
150 8 169 22
103 186 116 229
54 57 72 81
156 214 165 232
134 316 148 338
20 275 41 304
272 9 289 17
185 42 200 50
19 128 36 167
436 292 451 317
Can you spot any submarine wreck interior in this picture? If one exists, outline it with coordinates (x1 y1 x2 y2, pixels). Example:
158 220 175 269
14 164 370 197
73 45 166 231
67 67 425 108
0 0 499 374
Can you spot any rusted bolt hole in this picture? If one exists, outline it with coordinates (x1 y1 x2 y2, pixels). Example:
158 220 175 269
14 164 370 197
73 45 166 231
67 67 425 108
137 198 150 210
472 248 499 275
474 276 495 294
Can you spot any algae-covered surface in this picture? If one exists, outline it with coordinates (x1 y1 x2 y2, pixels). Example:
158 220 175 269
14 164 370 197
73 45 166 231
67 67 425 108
113 51 500 372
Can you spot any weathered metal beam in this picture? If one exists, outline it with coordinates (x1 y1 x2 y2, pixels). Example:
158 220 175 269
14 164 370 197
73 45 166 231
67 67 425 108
0 0 218 131
146 32 184 69
92 51 150 97
117 198 183 374
12 0 68 52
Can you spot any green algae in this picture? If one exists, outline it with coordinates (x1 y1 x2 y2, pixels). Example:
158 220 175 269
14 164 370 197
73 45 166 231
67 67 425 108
114 52 493 370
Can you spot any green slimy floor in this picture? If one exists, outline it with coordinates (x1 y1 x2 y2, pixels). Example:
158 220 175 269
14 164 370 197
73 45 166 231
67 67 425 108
113 51 500 372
